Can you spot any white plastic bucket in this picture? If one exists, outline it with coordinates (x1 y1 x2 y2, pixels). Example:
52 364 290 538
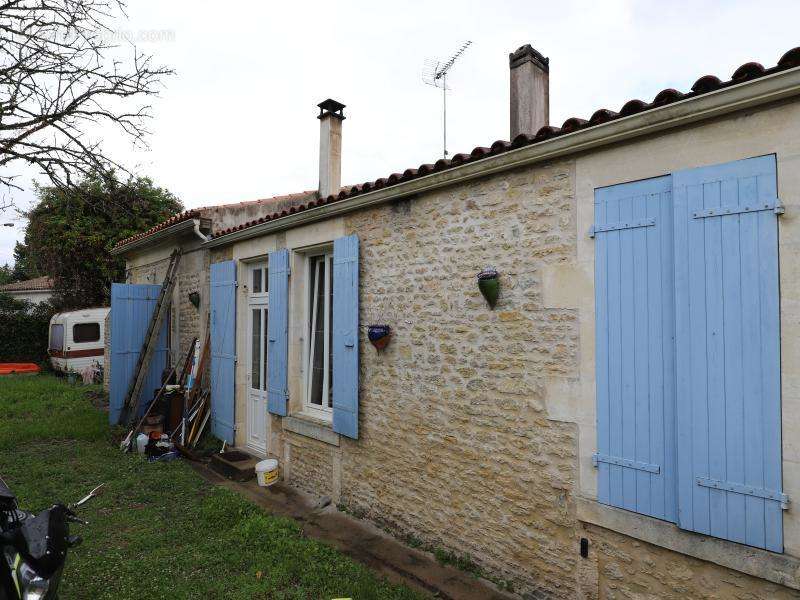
255 459 279 487
136 433 148 454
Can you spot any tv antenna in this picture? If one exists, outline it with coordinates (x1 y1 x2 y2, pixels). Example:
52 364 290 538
422 41 472 158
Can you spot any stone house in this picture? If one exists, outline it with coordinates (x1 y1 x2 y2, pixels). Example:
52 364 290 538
110 44 800 599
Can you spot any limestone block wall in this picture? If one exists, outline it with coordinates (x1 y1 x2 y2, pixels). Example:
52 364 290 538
274 160 581 598
272 141 800 599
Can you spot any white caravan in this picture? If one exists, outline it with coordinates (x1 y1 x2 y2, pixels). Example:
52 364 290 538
48 308 110 374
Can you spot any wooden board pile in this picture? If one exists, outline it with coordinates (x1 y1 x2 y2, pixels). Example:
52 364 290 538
120 333 212 456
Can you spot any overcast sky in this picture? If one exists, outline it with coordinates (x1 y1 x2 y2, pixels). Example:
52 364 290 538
2 0 799 265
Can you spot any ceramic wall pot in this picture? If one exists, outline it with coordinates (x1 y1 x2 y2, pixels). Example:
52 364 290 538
477 267 500 309
368 325 392 350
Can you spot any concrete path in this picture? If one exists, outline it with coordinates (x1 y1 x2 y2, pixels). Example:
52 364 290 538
192 463 518 600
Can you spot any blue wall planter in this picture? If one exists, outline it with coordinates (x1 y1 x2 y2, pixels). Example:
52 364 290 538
367 325 392 351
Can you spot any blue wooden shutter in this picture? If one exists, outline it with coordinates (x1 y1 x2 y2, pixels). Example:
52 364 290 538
267 249 289 416
673 155 784 551
210 261 237 444
332 235 359 439
594 176 677 522
109 283 168 425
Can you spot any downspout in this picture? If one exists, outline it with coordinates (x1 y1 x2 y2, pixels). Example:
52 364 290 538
193 219 210 242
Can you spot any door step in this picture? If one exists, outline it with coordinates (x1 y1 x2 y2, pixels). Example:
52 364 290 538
210 449 258 482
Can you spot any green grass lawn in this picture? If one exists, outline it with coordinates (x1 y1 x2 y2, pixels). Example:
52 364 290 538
0 374 427 600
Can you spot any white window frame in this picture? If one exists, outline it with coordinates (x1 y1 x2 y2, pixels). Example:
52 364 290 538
247 260 269 392
249 261 269 300
302 249 333 419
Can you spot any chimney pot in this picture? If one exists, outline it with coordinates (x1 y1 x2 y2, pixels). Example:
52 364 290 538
318 99 345 198
317 98 346 120
509 44 549 139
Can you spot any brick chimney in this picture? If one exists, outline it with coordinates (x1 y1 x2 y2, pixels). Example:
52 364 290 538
509 45 549 139
317 99 345 198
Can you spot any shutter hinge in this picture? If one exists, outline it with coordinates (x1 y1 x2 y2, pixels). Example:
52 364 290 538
590 217 656 236
592 452 660 474
696 477 790 509
692 198 784 219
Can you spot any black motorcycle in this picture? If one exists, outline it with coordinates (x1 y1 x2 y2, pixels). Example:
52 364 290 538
0 478 103 600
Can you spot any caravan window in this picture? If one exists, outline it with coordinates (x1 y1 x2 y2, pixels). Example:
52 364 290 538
49 324 64 351
73 322 100 343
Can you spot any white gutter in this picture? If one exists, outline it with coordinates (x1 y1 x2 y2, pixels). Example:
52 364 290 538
205 65 800 249
111 218 204 256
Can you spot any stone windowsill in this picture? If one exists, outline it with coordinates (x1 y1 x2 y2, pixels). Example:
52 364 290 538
577 497 800 591
283 414 339 446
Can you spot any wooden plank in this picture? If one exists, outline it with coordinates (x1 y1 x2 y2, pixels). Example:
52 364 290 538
633 193 650 515
721 177 746 544
595 192 611 506
703 179 728 540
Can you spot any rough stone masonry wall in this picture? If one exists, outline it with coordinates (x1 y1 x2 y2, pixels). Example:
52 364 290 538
582 524 800 600
177 271 202 359
334 160 580 598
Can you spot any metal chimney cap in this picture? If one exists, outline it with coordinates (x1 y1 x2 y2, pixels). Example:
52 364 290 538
317 98 346 120
509 44 549 72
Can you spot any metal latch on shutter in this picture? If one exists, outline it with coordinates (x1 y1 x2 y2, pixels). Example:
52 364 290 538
695 477 790 509
692 198 784 219
592 453 660 474
588 217 656 238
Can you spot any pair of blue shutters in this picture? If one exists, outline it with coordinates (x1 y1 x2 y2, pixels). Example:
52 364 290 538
109 283 169 425
265 235 361 439
595 155 784 552
208 235 360 445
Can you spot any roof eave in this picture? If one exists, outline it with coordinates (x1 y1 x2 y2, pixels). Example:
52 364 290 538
111 218 206 256
205 65 800 249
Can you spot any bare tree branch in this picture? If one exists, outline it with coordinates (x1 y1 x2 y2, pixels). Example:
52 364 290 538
0 0 173 212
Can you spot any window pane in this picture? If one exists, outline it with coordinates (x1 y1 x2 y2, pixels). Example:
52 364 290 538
49 325 64 351
264 267 269 294
73 322 100 343
252 268 262 294
251 309 261 390
309 257 325 406
262 309 269 391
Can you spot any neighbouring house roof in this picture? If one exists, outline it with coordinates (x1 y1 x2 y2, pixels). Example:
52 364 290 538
209 45 800 241
0 276 54 292
112 191 318 250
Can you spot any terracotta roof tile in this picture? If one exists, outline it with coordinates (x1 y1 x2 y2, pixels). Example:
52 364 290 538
163 47 800 242
114 209 201 248
0 276 53 292
113 190 317 249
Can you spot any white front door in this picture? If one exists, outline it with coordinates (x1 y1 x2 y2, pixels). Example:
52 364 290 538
246 262 269 454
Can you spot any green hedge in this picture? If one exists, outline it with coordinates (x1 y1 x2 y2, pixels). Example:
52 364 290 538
0 294 55 363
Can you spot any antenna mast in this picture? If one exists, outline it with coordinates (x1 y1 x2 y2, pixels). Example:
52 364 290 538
422 41 472 158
